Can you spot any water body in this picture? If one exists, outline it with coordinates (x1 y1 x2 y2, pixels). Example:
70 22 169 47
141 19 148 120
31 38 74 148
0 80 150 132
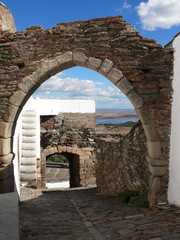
96 118 139 125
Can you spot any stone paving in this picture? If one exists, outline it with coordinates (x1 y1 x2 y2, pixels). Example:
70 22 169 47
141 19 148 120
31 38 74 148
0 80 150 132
19 187 180 240
46 166 69 183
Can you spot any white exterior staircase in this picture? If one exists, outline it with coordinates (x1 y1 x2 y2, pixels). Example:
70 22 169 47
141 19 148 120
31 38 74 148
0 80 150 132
20 110 37 187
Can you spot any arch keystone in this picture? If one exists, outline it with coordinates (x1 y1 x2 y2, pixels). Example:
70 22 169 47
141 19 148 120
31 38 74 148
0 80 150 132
116 77 133 95
87 57 102 71
73 52 88 67
107 68 123 85
98 59 114 76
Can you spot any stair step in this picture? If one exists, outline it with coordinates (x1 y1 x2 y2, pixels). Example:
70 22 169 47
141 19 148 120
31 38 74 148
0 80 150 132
22 129 36 136
22 143 36 150
21 172 36 181
21 157 36 165
22 136 36 143
21 150 36 157
20 165 36 173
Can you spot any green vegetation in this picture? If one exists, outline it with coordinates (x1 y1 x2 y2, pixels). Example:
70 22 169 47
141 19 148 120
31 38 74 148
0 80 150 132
139 199 149 208
118 189 140 203
0 47 11 61
46 154 68 163
117 189 149 208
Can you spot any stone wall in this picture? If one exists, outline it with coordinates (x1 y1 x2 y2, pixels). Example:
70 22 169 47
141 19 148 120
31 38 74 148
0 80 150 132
0 2 16 33
96 121 149 196
40 113 96 188
0 15 173 205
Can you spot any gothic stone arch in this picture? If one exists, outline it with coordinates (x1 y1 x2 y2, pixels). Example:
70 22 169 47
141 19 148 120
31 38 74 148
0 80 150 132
41 145 95 189
0 16 173 206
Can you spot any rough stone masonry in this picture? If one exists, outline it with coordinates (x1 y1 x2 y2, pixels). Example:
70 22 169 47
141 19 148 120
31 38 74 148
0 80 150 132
0 3 174 206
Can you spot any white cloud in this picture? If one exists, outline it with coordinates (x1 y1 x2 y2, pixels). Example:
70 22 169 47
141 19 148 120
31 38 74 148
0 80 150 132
116 0 131 12
35 72 132 109
137 0 180 30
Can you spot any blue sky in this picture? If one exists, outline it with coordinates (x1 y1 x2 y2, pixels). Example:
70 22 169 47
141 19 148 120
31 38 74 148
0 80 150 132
4 0 180 109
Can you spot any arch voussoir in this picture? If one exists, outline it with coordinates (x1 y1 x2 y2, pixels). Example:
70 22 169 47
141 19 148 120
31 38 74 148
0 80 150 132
72 52 88 67
87 57 102 71
98 59 114 76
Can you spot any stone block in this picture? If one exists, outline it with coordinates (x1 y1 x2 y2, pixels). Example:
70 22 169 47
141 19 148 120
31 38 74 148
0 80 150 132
29 68 48 84
147 190 156 207
61 146 67 152
136 105 152 124
48 147 55 155
73 52 88 67
84 151 91 156
80 159 85 165
0 163 13 180
0 153 14 164
147 140 161 159
66 146 72 153
149 165 166 176
18 76 35 93
3 105 18 123
127 90 144 109
40 59 60 77
76 148 83 155
142 122 159 141
71 147 77 154
0 122 12 138
98 59 114 76
0 138 10 156
152 177 161 193
57 145 63 152
146 155 167 166
116 77 133 95
56 51 75 70
9 90 26 107
87 57 102 71
107 68 123 85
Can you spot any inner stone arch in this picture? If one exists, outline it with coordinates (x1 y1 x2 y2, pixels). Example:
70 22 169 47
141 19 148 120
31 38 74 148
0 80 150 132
3 51 164 206
41 145 95 189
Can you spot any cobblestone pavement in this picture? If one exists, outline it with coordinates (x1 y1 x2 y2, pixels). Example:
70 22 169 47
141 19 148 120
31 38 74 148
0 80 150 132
19 187 180 240
46 167 69 183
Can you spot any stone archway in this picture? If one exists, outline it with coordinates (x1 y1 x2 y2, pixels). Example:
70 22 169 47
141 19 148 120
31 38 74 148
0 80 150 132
0 16 173 206
41 145 95 189
1 52 164 205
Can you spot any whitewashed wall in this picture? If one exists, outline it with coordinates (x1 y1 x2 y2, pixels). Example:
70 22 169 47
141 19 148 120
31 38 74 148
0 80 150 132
168 33 180 206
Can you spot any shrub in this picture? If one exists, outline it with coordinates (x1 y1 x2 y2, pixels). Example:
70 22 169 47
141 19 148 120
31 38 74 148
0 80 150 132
117 189 140 203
